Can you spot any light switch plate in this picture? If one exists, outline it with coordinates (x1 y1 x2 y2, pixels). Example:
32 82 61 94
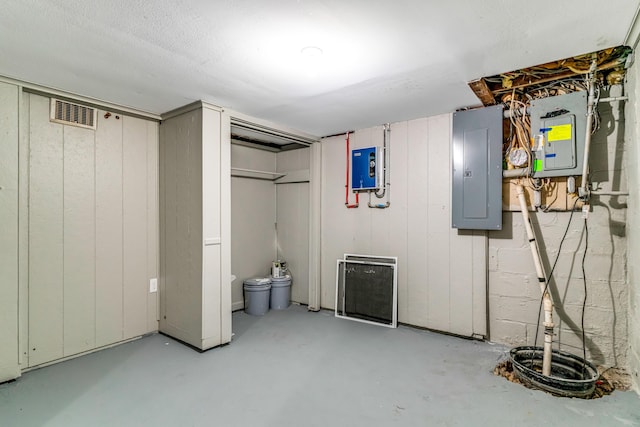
150 278 158 293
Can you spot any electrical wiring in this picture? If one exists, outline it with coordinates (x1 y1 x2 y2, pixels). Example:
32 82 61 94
527 177 544 191
542 179 560 212
526 78 588 100
500 64 572 86
505 91 533 174
512 177 558 209
484 76 503 84
532 197 580 353
581 216 589 373
502 71 600 212
591 84 602 134
489 47 630 106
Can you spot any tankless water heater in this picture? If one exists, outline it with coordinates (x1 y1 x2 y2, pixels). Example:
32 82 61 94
351 146 381 191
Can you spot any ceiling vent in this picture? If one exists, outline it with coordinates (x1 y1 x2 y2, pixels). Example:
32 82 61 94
50 98 97 130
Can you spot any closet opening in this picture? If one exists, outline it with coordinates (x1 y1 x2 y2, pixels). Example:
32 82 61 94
229 116 317 313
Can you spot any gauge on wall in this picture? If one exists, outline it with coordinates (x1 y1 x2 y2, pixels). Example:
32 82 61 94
508 148 528 167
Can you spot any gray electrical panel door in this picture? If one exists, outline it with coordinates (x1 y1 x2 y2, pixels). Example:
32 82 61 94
452 105 503 230
530 91 587 178
542 115 576 171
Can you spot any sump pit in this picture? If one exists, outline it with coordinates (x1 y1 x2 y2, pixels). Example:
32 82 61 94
505 346 600 398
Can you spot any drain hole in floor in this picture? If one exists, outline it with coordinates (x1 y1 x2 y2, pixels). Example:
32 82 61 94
494 359 619 399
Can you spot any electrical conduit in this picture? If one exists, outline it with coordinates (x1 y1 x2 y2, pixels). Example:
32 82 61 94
368 124 390 209
516 184 554 376
579 58 598 200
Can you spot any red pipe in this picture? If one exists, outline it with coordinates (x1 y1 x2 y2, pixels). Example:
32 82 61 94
345 132 359 208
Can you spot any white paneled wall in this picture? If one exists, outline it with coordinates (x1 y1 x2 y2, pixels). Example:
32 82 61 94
95 103 125 347
160 108 205 343
230 145 277 310
0 81 19 382
320 115 487 337
26 93 158 368
276 148 311 305
159 104 230 350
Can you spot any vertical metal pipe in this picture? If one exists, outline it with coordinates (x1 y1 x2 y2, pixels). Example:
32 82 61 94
369 124 390 208
579 60 598 199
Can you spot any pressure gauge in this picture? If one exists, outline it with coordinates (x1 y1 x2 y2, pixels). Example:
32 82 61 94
508 148 528 167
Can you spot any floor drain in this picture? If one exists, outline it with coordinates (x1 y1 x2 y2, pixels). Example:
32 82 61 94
510 346 599 398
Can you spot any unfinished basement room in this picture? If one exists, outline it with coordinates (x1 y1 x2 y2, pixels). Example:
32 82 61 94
2 1 640 426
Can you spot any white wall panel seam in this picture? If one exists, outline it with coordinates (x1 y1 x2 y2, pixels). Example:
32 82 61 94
145 123 149 327
18 87 27 368
425 119 431 325
219 117 223 339
448 115 453 332
121 118 125 338
221 111 232 341
94 122 97 344
404 125 409 322
15 85 20 368
155 124 160 322
62 125 66 354
17 86 25 368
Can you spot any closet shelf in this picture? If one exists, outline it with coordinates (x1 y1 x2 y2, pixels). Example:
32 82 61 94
231 167 286 180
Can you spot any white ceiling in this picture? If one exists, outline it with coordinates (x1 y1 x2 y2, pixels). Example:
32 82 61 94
2 0 639 136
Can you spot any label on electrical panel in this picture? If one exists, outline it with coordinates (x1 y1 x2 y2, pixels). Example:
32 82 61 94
533 159 543 172
547 124 572 142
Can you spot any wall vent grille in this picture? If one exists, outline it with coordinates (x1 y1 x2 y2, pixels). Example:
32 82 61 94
50 99 97 129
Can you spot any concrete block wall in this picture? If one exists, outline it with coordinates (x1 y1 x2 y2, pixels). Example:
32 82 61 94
489 86 629 368
626 58 640 390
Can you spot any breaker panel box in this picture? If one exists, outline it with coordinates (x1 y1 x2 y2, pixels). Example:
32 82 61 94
351 146 381 190
530 91 587 178
452 105 503 230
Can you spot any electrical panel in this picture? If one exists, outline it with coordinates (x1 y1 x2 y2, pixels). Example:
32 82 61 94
530 91 587 178
351 146 381 190
452 105 503 230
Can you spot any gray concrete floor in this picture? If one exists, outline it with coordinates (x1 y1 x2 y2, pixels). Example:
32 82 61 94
1 304 639 427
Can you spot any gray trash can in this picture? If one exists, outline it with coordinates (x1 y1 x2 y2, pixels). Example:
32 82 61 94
244 278 272 316
269 275 292 310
